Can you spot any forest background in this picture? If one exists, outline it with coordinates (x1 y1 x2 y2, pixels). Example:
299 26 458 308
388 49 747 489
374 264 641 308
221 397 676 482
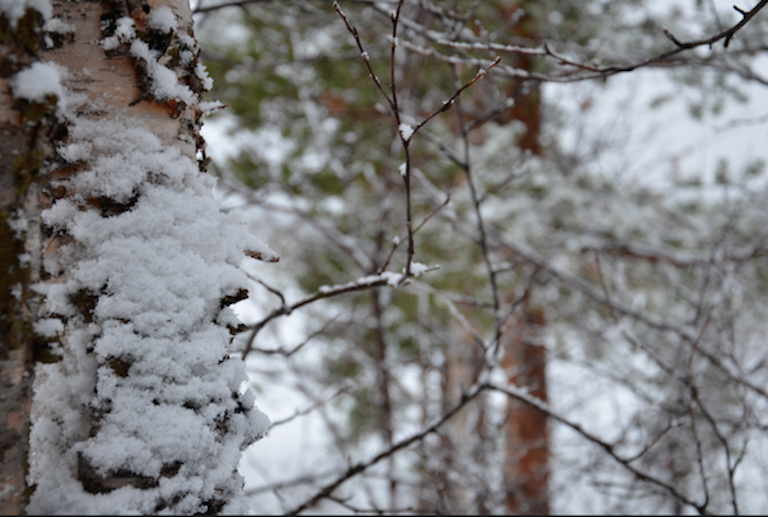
192 0 768 514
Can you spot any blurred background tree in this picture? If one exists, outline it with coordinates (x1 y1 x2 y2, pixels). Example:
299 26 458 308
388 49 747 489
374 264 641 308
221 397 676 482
194 0 768 513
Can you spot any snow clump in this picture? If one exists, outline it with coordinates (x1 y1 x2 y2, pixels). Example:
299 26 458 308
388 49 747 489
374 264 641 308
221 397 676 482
147 6 177 33
399 123 414 141
9 61 67 111
101 15 199 104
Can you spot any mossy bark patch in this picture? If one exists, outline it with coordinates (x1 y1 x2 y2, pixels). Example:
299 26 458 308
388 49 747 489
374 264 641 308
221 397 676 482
0 8 44 55
13 148 44 196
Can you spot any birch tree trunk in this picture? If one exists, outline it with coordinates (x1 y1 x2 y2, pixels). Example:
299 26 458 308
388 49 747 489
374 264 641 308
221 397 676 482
1 6 52 513
1 1 270 514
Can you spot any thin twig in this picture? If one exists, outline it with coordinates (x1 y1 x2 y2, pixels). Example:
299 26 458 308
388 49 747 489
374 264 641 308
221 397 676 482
663 1 768 48
413 195 451 234
334 1 395 111
449 62 502 357
268 382 354 429
409 57 501 140
195 0 396 14
244 470 341 496
242 276 392 360
246 272 286 308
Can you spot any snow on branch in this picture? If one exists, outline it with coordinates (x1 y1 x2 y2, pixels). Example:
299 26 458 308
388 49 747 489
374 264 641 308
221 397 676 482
241 264 439 360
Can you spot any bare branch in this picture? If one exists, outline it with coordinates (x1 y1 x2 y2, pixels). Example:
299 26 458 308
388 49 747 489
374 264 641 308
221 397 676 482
413 195 451 235
663 0 768 48
286 383 486 515
334 1 395 111
241 276 393 360
268 382 354 429
409 57 501 140
195 0 396 14
485 384 708 514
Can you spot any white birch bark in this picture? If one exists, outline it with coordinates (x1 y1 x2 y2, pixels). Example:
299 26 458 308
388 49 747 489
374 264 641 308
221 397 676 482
2 1 270 514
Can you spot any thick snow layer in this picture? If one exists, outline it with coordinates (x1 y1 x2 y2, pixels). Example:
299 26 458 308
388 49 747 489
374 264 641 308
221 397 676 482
28 114 270 514
25 11 269 508
9 4 271 513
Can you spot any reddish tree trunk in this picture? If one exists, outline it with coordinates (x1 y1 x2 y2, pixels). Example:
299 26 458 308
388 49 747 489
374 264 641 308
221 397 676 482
503 297 549 514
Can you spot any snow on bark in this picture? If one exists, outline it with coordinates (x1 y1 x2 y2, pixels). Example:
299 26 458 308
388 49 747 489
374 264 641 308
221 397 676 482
28 116 269 514
8 61 66 107
10 1 270 514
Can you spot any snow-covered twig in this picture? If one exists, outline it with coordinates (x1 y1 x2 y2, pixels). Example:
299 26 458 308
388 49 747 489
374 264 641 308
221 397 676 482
242 267 438 360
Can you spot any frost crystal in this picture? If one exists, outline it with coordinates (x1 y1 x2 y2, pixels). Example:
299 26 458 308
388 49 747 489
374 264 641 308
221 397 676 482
195 62 214 91
199 100 226 116
101 16 136 51
33 318 64 338
8 213 27 237
318 271 404 293
43 17 75 35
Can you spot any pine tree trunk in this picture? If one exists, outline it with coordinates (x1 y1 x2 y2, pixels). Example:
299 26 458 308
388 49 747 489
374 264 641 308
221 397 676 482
498 3 549 512
503 296 549 514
